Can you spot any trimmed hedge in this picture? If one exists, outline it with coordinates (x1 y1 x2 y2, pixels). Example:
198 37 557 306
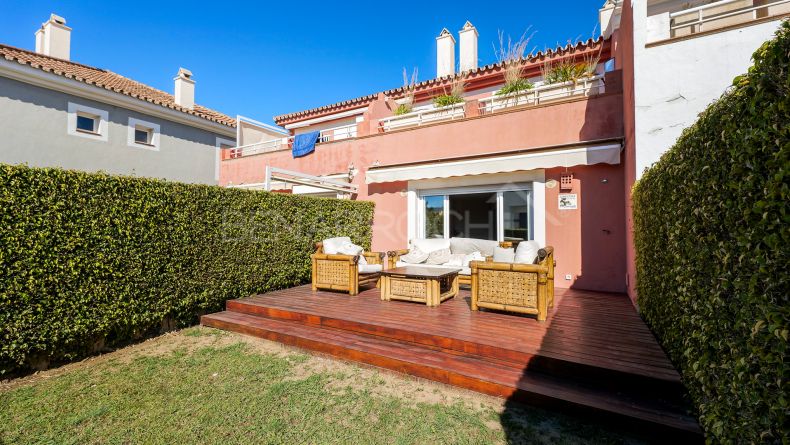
633 22 789 443
0 164 374 374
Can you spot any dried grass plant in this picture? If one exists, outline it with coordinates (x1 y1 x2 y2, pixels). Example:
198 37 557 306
396 67 419 115
494 29 535 95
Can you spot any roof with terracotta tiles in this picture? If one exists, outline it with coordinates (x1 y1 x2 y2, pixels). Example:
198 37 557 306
0 43 236 128
273 37 608 126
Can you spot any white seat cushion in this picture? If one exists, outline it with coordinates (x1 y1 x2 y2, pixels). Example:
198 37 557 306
410 238 451 254
514 240 540 264
323 237 351 255
359 264 382 274
464 252 486 265
395 261 470 276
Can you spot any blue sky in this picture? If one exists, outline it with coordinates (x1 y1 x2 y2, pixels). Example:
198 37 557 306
0 1 603 126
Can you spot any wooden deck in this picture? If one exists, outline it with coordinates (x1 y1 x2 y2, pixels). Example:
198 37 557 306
202 285 702 441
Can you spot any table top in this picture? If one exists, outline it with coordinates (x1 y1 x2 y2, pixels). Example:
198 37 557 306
381 266 461 279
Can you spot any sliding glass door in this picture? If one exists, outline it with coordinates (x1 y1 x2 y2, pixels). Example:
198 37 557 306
502 190 533 242
419 187 533 242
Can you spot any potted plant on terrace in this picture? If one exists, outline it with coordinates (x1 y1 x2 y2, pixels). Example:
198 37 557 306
433 73 467 108
540 38 603 100
493 29 535 108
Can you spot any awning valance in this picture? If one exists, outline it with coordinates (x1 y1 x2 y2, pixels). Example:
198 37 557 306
365 143 622 184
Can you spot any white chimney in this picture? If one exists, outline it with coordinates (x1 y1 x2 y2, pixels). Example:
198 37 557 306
174 68 195 109
35 14 71 60
459 21 478 72
436 28 456 78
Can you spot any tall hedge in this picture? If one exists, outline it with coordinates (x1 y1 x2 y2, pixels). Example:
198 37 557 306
0 165 374 374
633 22 789 443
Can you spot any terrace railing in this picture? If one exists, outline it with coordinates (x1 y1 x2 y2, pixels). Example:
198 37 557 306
478 75 605 115
647 0 790 43
378 103 466 132
228 123 359 158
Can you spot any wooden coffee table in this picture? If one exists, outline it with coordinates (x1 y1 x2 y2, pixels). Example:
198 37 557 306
380 266 460 307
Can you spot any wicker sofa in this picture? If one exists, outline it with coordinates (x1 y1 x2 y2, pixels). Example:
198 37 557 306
470 246 555 321
311 240 385 296
387 238 513 286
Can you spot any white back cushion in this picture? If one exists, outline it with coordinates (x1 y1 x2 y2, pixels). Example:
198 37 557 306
410 238 451 254
322 237 351 255
493 246 516 263
337 242 363 256
514 240 540 264
450 237 500 256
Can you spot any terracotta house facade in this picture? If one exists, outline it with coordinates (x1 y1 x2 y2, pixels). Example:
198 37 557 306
220 0 790 299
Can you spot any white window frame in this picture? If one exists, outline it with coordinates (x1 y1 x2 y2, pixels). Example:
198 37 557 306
406 171 546 246
127 117 161 150
416 184 535 242
215 137 235 182
67 102 108 141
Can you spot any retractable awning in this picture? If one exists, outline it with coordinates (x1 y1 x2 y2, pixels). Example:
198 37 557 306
365 142 622 184
227 167 358 194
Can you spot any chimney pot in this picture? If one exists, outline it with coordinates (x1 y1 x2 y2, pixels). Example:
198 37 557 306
174 67 195 109
35 13 71 60
459 21 478 72
436 28 456 78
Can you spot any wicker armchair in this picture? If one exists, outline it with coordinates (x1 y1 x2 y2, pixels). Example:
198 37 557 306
387 241 512 286
470 246 555 321
311 242 385 296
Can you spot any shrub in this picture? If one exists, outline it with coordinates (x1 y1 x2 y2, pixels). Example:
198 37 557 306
433 94 464 107
632 22 789 443
394 103 412 115
496 78 534 96
0 164 374 375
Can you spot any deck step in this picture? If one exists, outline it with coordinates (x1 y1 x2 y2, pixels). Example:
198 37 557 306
226 297 686 400
201 310 702 441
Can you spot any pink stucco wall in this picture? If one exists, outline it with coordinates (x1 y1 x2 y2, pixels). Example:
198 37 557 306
618 1 639 302
545 164 627 293
221 89 625 292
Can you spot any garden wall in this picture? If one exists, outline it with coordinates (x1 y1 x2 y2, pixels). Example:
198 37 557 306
0 165 373 374
633 22 788 443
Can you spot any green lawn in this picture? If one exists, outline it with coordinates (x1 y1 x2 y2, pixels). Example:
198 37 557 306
0 328 642 445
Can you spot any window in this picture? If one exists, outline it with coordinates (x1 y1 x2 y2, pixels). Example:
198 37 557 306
134 127 153 145
67 102 108 141
76 114 98 133
502 190 532 242
127 118 160 150
419 186 534 242
423 195 445 239
449 192 498 240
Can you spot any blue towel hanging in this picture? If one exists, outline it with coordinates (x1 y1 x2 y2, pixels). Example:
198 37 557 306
292 131 320 157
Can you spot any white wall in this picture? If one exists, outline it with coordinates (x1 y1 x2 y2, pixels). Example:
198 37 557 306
632 11 784 176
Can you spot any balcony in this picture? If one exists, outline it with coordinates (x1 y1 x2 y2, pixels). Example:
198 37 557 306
647 0 790 43
224 70 619 159
228 123 358 158
479 75 605 115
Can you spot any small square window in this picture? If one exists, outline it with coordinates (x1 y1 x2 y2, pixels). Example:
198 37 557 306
76 114 98 133
68 103 108 141
127 117 160 149
134 126 153 145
